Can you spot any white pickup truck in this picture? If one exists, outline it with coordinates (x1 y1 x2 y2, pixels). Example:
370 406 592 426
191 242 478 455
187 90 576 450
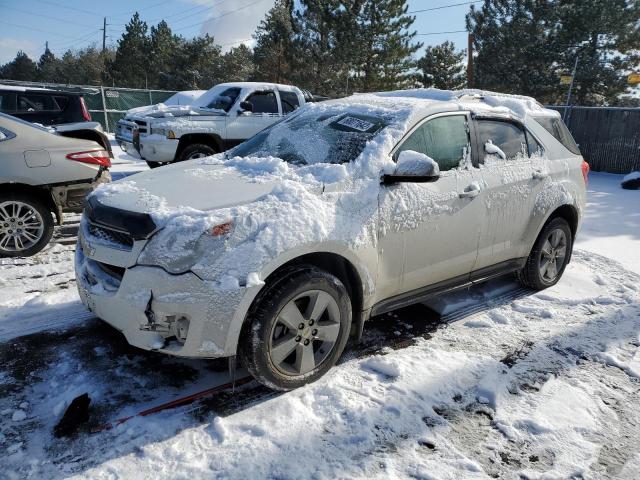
115 82 307 168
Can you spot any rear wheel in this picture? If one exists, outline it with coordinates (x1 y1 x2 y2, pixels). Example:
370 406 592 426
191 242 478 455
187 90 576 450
518 217 572 290
177 144 217 162
239 266 352 391
0 194 54 257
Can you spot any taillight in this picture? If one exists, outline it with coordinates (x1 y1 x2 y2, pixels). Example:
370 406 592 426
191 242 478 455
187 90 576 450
66 150 111 167
581 160 590 186
80 97 91 121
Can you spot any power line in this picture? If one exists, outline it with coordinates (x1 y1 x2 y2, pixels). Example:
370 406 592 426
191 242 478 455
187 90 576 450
32 0 105 18
416 30 468 35
0 20 83 39
3 5 97 29
408 1 482 14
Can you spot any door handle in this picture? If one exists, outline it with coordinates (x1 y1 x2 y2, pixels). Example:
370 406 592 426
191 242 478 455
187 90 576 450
532 169 548 180
459 183 481 198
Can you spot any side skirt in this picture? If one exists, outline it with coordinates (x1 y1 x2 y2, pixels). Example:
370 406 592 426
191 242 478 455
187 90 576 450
370 258 527 317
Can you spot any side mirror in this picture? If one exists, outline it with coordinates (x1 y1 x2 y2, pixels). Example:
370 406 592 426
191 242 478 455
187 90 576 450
239 101 253 114
382 150 440 184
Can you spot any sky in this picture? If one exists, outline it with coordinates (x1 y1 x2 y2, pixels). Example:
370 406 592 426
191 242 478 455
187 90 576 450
0 0 475 65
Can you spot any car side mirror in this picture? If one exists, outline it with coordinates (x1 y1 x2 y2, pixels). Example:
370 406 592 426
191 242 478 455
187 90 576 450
382 150 440 184
239 101 253 114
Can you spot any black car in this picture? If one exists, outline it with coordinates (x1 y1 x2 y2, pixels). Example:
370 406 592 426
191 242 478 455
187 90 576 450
0 86 92 126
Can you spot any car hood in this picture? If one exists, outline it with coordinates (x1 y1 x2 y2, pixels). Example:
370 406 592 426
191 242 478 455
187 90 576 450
131 104 225 119
94 160 284 214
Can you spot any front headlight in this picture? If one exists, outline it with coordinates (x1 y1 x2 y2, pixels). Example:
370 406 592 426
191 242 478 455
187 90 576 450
150 128 176 139
138 220 234 274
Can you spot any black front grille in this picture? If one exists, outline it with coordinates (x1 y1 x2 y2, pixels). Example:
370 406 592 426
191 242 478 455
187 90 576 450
86 197 156 240
134 120 147 133
96 261 125 280
88 223 134 248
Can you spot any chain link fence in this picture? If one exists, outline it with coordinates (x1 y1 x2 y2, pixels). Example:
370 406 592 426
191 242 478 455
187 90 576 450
0 79 176 133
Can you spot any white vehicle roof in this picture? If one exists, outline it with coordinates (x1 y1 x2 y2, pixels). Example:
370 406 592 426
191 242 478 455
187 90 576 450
348 88 559 122
192 82 302 109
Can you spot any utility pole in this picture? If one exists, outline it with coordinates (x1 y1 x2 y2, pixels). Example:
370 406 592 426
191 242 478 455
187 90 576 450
563 55 579 121
467 33 474 88
101 17 107 52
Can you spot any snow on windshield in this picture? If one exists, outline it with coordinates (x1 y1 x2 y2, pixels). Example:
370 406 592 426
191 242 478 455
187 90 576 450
228 108 389 165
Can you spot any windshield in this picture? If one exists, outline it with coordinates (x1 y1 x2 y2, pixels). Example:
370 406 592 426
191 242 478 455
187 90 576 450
203 87 240 112
228 108 388 165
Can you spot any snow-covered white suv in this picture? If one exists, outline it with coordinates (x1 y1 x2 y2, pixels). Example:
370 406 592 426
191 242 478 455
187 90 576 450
115 82 306 168
76 89 588 390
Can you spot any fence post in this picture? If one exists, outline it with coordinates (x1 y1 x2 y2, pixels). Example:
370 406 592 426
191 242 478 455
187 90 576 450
100 85 110 133
149 89 153 106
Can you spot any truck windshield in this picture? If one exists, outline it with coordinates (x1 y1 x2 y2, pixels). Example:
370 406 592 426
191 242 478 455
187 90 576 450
203 87 240 112
228 109 388 165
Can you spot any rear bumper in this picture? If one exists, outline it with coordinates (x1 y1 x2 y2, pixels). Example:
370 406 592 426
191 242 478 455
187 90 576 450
51 169 111 213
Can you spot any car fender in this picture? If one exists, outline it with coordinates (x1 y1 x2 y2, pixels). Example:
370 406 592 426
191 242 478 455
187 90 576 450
221 241 377 355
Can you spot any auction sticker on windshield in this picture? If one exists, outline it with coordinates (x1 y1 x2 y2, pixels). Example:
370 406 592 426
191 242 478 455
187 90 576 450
336 116 376 132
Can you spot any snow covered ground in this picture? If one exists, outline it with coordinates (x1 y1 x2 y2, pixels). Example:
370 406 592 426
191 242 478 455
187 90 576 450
0 145 639 479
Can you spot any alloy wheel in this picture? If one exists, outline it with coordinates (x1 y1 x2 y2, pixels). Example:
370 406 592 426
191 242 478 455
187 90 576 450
268 290 341 376
0 201 45 252
539 228 567 283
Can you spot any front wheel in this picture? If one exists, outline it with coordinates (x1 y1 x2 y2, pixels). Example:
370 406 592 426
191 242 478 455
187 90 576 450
239 266 352 391
518 217 573 290
0 194 54 257
177 144 217 162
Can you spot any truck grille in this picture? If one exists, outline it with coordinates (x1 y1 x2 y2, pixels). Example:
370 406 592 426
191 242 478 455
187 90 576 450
88 223 134 249
134 120 148 133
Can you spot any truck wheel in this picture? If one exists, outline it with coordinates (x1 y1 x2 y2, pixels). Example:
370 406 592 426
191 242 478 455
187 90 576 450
146 161 170 169
239 266 352 391
517 217 573 290
177 144 217 162
0 194 54 257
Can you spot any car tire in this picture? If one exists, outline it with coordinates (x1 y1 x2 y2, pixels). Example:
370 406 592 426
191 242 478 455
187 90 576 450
517 217 573 290
146 161 170 169
0 193 54 258
239 266 352 391
177 144 217 162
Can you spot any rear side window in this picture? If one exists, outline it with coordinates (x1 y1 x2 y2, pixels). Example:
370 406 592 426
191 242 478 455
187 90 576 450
476 120 527 160
0 127 16 142
395 115 469 171
17 94 60 112
53 96 70 110
279 91 300 114
526 131 544 156
246 90 279 114
533 116 580 155
0 92 17 112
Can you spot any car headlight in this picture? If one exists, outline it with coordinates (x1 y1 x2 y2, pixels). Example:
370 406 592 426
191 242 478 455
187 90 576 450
150 128 176 139
138 220 234 274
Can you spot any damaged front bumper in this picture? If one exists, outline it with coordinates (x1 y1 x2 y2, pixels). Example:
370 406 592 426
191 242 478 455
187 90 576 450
75 238 257 358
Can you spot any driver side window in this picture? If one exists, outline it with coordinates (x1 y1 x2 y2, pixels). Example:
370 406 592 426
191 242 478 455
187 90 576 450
394 115 470 171
245 90 279 115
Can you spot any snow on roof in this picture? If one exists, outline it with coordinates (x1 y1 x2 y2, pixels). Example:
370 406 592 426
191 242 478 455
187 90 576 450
214 82 302 92
368 87 555 120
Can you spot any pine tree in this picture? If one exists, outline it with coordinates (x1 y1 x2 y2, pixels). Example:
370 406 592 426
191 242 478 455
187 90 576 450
109 13 152 88
37 46 59 83
466 0 559 102
0 51 38 81
466 0 640 105
253 0 296 83
350 0 422 92
221 45 255 82
417 41 466 90
553 0 640 105
150 21 182 89
293 0 349 95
